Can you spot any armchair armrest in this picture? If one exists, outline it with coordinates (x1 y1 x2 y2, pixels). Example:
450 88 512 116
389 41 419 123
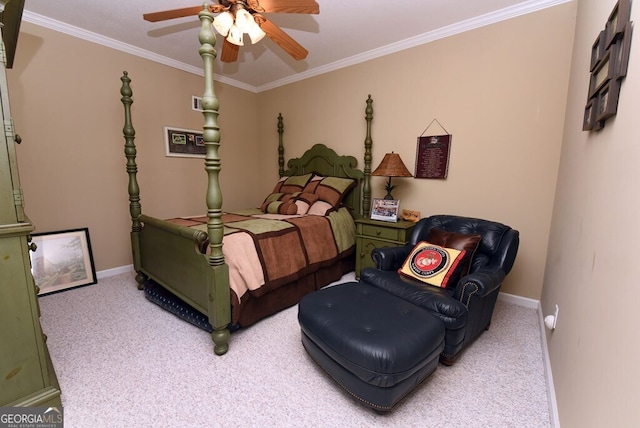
371 245 411 271
454 267 506 306
360 268 467 329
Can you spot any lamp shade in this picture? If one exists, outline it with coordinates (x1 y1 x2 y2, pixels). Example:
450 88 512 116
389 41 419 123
212 11 233 37
248 20 266 44
371 152 413 177
227 24 244 46
234 8 253 33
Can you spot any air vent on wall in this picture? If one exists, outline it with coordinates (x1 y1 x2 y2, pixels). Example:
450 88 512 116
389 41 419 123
192 96 203 112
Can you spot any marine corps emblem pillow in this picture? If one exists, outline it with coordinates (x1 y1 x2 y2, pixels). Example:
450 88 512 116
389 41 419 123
398 241 467 288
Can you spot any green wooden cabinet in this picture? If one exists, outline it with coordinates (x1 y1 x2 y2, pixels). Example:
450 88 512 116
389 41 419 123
0 2 62 407
355 218 416 278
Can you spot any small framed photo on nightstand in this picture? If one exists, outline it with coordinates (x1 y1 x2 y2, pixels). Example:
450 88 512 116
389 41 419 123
371 198 400 222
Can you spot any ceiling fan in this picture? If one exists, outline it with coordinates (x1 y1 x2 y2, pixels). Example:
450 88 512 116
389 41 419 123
143 0 319 63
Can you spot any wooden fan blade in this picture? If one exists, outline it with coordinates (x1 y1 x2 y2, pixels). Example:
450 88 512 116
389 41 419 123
143 6 203 22
261 18 309 60
220 38 240 63
256 0 319 14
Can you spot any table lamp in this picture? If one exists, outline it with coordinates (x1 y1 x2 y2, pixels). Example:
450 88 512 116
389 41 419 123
371 152 413 199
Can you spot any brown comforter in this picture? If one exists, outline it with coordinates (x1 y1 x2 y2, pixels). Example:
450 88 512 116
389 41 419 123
167 207 356 308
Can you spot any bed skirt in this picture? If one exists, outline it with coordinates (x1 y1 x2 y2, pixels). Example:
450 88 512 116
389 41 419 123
143 254 354 333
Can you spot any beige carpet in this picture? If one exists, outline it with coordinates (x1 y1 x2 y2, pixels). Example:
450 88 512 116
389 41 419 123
38 272 550 427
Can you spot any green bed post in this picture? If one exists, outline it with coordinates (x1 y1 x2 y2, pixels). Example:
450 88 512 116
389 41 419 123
120 71 146 289
277 113 284 177
362 95 373 218
198 6 230 356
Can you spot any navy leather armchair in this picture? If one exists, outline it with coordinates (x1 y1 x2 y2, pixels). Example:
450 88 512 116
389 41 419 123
359 214 519 365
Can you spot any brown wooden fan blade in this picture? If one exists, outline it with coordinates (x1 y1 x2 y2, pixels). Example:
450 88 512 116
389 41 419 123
220 39 240 63
261 18 309 60
143 6 204 22
257 0 319 14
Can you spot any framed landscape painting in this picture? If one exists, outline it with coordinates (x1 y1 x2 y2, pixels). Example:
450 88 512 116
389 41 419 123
30 228 97 295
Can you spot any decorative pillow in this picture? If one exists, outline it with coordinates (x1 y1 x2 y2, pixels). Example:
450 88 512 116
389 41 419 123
294 192 320 215
272 174 313 194
260 192 300 213
427 228 481 279
263 199 298 215
307 201 334 216
398 241 467 288
302 174 324 193
312 176 356 208
261 192 286 212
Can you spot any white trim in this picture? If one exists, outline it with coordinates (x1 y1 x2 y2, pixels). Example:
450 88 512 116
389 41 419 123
498 291 539 309
255 0 573 92
538 301 561 428
24 0 572 94
498 291 559 426
21 11 256 93
96 264 134 280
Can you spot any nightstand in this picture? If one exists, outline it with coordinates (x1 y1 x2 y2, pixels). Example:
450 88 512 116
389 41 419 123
355 218 416 278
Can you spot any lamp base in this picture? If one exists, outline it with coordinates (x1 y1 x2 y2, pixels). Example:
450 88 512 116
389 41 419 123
384 177 395 200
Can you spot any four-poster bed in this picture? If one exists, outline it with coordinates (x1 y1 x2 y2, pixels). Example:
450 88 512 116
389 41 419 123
119 6 374 356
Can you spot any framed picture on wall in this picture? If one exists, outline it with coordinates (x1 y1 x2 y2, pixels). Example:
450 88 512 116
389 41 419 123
583 0 633 131
164 126 205 158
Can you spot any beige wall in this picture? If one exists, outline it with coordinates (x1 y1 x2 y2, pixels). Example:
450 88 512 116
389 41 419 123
542 0 639 425
9 2 635 423
8 3 576 303
7 22 260 272
258 3 577 300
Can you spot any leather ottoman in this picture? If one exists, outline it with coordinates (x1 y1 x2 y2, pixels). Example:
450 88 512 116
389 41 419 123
298 281 445 411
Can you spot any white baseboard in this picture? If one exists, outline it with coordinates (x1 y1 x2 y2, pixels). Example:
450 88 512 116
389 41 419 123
538 301 560 428
499 291 559 427
498 291 539 309
96 264 134 280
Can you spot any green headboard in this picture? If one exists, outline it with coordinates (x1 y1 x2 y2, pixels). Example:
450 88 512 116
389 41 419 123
277 95 373 218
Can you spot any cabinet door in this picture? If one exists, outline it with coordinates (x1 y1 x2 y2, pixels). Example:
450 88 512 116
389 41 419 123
0 128 17 222
0 234 48 405
0 41 23 224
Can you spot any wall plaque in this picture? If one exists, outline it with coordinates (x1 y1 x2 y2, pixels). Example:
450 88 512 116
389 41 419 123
415 134 451 179
583 0 633 131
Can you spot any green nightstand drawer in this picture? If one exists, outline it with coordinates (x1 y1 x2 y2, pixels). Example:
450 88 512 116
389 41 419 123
360 224 404 241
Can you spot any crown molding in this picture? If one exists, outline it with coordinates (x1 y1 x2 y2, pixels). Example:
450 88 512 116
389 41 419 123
21 10 255 93
23 0 571 94
256 0 572 92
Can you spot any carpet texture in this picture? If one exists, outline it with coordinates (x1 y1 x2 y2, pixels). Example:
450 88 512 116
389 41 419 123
38 272 550 427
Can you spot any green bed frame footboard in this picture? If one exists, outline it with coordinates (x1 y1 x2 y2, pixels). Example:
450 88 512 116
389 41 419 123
120 7 230 355
119 6 374 357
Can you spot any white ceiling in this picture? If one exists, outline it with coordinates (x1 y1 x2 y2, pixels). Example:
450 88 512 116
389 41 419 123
22 0 568 92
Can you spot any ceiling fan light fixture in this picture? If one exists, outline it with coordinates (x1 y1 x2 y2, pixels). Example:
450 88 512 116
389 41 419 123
234 8 253 33
248 22 266 44
227 24 244 46
212 11 233 37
